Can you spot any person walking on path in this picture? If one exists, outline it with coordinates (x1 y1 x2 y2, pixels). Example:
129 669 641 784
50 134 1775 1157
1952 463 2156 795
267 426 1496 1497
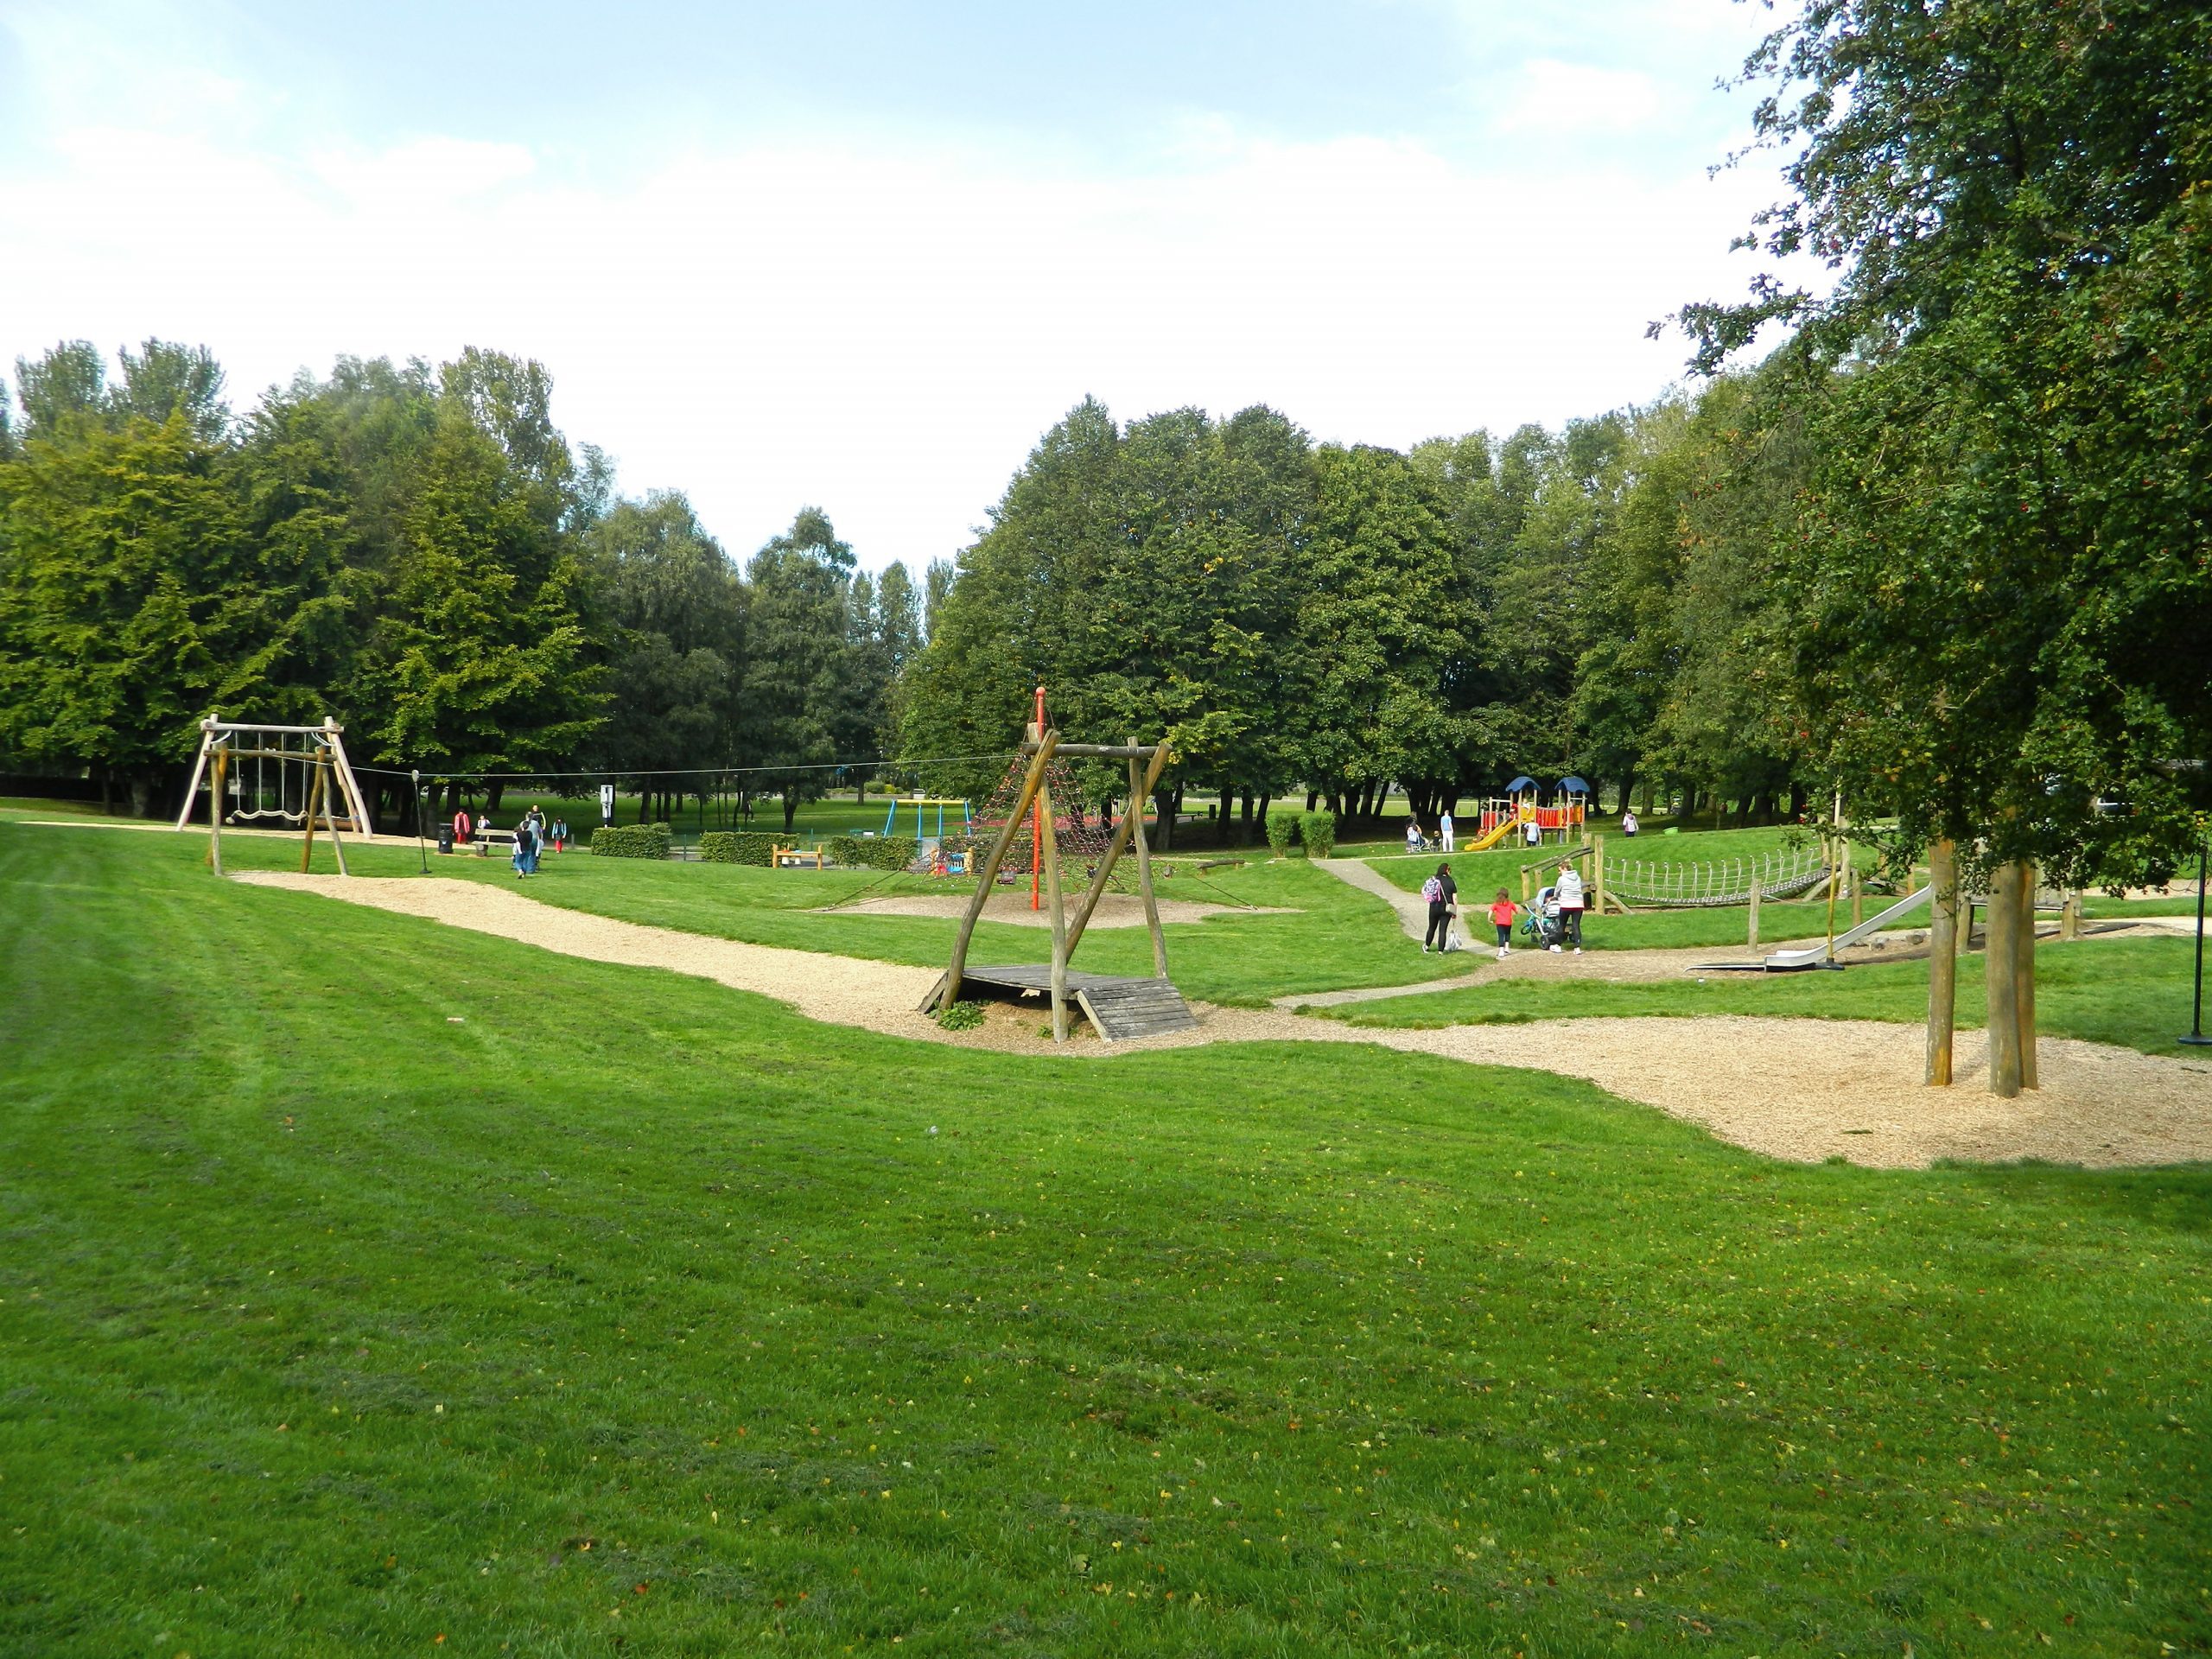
515 817 542 877
1523 815 1542 849
1440 810 1455 851
551 815 568 852
1421 862 1459 953
1487 887 1519 959
1553 858 1586 952
1620 809 1639 838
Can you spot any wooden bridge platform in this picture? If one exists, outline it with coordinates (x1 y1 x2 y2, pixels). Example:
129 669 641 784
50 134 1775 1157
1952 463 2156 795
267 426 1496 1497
924 964 1200 1043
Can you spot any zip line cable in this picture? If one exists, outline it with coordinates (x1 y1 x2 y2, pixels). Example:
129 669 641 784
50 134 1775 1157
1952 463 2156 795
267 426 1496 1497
350 752 1021 784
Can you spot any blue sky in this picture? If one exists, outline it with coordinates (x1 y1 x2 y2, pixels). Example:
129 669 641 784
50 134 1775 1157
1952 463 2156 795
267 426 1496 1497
0 0 1806 569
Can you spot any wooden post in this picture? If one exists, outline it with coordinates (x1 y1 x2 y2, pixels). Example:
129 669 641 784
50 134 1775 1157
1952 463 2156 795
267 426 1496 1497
1925 837 1958 1086
1065 742 1170 963
1985 859 2024 1098
1848 842 1862 928
2018 861 2038 1090
2060 891 2082 941
323 755 350 877
1039 776 1071 1042
1592 833 1605 912
207 744 226 875
941 734 1058 1007
299 760 325 874
1127 748 1168 978
1747 880 1762 950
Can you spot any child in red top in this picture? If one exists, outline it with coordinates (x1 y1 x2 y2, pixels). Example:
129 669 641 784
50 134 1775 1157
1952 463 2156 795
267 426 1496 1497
1487 889 1519 959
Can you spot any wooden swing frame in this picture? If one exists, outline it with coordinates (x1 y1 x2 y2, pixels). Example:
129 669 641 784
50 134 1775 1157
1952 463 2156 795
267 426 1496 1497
181 719 359 877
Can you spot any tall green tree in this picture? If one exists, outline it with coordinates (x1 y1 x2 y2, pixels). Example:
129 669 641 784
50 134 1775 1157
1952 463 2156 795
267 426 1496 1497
741 508 858 830
0 411 302 813
1681 0 2212 882
362 400 604 785
582 491 744 812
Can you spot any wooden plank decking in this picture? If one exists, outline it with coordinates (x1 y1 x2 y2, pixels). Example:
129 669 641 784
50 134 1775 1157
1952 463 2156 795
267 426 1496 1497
923 963 1200 1043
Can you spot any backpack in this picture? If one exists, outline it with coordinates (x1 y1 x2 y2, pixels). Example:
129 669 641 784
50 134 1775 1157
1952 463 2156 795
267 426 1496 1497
1421 875 1444 904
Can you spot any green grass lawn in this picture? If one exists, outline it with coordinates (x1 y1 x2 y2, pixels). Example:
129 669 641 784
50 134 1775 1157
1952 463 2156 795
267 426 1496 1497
3 824 2209 1656
84 823 1468 1007
1320 938 2205 1056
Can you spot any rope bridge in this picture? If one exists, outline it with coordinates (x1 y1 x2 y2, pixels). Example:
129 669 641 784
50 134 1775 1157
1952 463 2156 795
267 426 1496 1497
1605 844 1830 908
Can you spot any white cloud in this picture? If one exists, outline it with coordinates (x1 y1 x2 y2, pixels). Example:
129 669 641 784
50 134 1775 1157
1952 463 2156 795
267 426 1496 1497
1492 59 1671 134
0 37 1801 572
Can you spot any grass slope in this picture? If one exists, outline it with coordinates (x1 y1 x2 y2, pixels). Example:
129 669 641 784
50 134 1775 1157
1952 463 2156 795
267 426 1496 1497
1 825 2208 1656
85 825 1462 1007
1322 938 2205 1057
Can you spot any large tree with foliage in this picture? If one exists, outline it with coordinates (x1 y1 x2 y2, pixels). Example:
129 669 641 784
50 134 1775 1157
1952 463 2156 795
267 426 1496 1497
0 410 293 813
582 491 744 816
1676 0 2212 1091
740 508 859 830
361 399 604 785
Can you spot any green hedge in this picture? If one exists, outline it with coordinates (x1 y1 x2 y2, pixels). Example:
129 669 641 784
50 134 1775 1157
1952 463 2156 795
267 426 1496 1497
589 823 671 859
1300 810 1337 859
1264 808 1303 856
825 835 921 871
698 830 779 866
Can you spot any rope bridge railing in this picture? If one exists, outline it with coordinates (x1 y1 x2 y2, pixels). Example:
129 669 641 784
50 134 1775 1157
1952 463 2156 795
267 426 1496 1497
1605 844 1830 908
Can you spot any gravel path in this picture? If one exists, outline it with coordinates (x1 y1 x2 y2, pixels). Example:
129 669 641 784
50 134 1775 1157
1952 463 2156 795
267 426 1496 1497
235 873 2212 1171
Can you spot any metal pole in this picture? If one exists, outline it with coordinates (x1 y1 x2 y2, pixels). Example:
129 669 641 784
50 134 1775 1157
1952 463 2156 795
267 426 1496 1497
414 769 428 874
2183 838 2210 1047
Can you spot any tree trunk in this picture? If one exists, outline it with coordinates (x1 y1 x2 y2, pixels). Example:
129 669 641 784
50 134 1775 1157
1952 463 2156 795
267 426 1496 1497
1985 860 2024 1098
1306 790 1319 812
2018 861 2039 1090
1925 837 1959 1086
782 791 799 833
1152 786 1175 852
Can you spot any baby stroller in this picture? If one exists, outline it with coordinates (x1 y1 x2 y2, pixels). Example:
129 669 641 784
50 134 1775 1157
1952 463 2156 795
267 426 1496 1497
1520 885 1566 950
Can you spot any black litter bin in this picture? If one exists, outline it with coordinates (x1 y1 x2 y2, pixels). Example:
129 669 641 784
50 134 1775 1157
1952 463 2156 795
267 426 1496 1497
436 825 454 855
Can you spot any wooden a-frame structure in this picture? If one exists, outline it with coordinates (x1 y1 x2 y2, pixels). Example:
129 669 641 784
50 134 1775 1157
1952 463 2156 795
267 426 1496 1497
923 716 1181 1044
176 717 366 877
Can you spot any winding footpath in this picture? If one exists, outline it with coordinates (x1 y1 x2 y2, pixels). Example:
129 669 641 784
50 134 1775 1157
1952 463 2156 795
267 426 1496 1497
236 872 2212 1173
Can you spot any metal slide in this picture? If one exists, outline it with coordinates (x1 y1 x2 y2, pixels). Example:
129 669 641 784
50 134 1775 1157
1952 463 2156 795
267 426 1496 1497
1760 885 1933 971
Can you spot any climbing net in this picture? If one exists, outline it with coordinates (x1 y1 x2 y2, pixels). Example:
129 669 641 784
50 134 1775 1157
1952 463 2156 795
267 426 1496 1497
953 750 1128 890
1605 843 1830 908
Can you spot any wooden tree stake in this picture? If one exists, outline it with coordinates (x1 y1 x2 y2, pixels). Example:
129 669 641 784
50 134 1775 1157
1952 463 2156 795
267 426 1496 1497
2018 860 2038 1090
207 744 227 875
1985 858 2024 1097
1924 837 1958 1086
1747 880 1762 950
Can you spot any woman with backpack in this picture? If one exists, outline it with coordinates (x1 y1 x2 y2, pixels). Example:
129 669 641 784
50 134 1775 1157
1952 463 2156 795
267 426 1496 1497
1421 862 1458 953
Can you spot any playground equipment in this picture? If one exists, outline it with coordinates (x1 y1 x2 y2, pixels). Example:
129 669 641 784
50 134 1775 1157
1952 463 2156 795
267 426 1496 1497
881 795 971 842
921 691 1197 1045
960 688 1127 910
176 717 372 842
1465 777 1588 850
1604 842 1830 908
175 717 365 875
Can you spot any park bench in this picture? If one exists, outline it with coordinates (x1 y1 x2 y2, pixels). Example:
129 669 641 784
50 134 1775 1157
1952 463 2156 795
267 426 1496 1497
772 844 824 869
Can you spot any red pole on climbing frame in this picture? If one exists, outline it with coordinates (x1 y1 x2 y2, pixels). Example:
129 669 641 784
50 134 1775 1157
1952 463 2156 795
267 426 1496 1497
1031 683 1047 910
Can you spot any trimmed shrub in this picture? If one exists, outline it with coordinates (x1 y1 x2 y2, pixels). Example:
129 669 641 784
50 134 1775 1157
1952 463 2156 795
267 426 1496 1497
1299 810 1337 858
824 835 921 872
1264 808 1303 856
698 830 779 866
590 823 671 859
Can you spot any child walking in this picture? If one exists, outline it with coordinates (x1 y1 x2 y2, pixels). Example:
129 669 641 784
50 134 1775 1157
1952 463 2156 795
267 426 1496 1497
1487 888 1519 959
